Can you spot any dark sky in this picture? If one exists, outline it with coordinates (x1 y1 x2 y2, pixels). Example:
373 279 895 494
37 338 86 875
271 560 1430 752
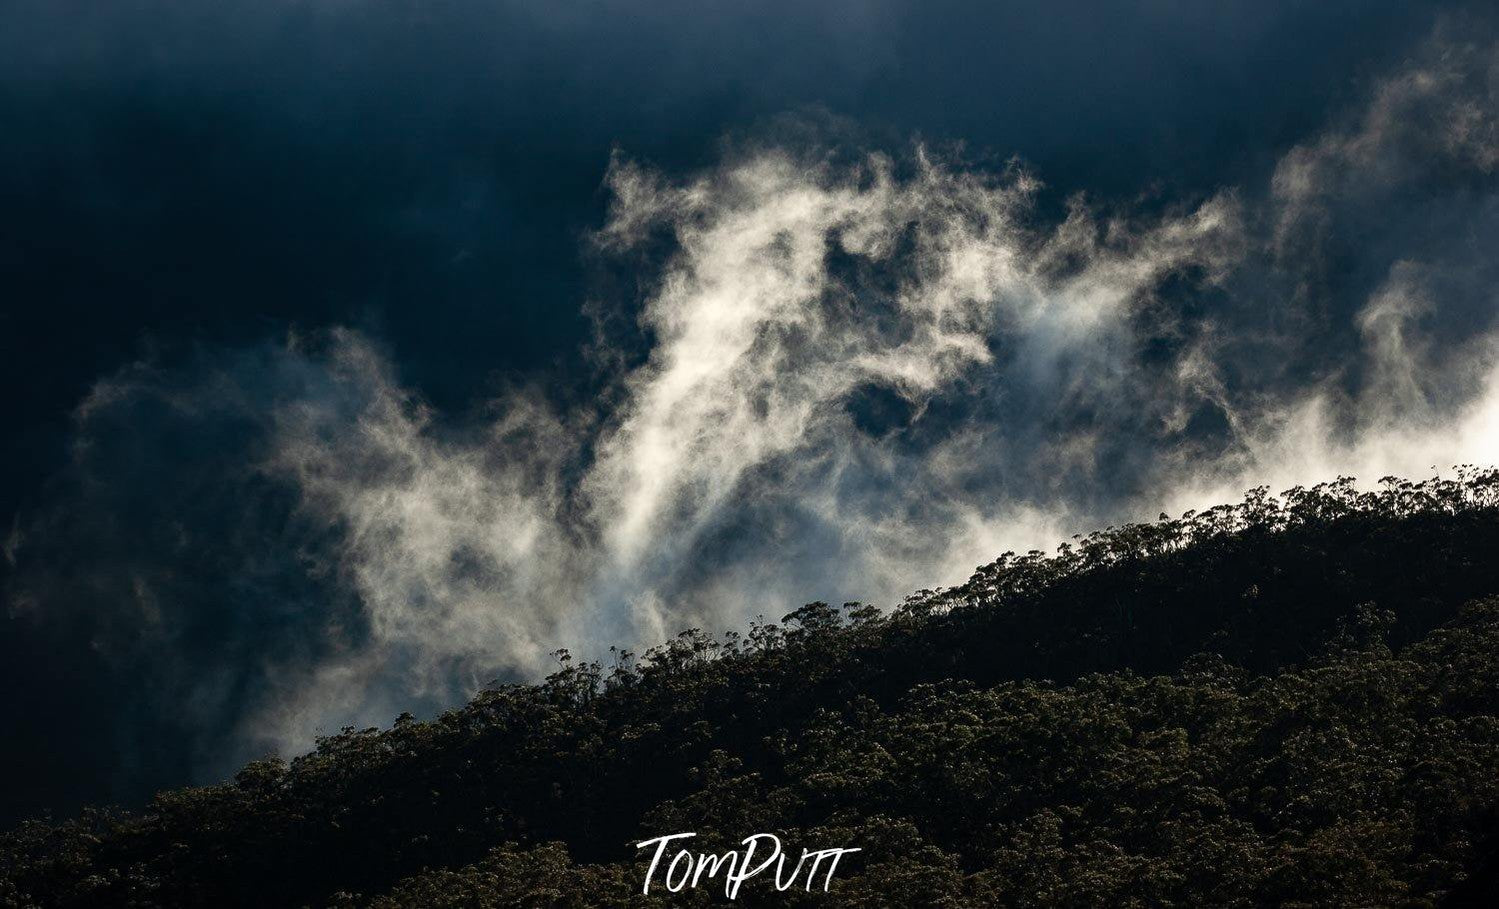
2 0 1493 825
1 0 1445 496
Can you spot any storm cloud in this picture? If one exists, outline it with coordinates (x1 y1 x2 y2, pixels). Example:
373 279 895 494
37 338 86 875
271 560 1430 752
3 2 1497 823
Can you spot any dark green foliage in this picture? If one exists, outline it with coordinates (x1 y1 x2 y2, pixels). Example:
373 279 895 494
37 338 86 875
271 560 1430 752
5 471 1499 906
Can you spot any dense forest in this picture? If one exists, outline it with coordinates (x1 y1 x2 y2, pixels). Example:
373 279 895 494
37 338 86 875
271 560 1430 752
5 470 1499 907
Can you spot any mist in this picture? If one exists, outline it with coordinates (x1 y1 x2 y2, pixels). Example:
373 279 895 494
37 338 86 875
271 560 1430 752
2 2 1497 824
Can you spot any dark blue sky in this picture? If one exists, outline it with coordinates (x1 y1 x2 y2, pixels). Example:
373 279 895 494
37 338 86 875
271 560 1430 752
1 0 1447 489
3 0 1494 824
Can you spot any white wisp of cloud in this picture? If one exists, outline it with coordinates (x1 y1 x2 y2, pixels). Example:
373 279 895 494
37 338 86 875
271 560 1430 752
12 29 1498 768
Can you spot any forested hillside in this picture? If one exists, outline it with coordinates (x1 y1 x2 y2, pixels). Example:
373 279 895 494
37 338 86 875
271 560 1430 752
5 471 1499 907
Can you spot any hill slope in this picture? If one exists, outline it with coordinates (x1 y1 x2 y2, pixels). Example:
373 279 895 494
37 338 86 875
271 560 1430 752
5 472 1499 907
